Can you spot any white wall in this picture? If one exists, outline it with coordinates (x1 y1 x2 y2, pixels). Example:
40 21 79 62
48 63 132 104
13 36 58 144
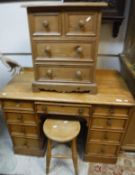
0 1 130 89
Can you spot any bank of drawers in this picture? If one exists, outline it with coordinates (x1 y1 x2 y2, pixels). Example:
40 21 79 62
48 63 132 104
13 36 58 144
86 105 129 160
3 100 42 152
28 7 101 92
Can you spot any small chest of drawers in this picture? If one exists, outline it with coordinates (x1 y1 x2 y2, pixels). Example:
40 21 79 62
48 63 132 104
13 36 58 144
26 2 107 93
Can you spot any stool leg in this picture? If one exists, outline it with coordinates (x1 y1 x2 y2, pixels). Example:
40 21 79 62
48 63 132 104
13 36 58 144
71 138 78 175
46 139 52 174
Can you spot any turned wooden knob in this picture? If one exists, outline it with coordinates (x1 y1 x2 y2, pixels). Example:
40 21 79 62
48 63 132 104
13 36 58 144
103 132 108 140
100 148 105 154
17 114 22 120
47 69 53 79
78 108 84 115
76 70 82 80
42 106 48 113
45 46 51 54
106 118 112 126
76 46 83 54
79 19 85 28
43 20 49 28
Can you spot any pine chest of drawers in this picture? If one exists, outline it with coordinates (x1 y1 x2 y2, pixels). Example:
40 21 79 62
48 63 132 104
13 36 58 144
25 2 107 93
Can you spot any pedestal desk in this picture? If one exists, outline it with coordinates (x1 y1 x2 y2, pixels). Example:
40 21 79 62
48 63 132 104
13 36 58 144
0 69 134 164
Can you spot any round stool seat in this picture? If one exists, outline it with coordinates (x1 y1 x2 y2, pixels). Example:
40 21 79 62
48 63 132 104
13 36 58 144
43 119 80 142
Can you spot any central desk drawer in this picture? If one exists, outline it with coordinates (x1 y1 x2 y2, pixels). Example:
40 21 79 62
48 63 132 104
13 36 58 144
35 62 94 83
33 40 96 60
35 102 90 117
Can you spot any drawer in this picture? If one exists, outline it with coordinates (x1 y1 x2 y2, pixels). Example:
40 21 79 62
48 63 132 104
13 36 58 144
93 105 129 117
12 137 41 149
88 130 122 143
5 112 36 125
33 40 96 61
65 12 98 36
91 117 127 130
35 102 90 117
29 12 62 36
8 124 39 138
35 62 94 83
86 143 118 156
3 100 34 111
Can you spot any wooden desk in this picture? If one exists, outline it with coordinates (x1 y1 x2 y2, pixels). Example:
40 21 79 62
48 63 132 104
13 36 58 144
0 69 134 164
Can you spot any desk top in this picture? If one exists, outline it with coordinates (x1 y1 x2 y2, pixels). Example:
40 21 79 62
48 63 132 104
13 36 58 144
0 69 134 106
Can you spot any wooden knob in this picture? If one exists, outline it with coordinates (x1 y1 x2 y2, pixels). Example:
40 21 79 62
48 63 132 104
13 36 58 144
16 102 21 107
21 127 25 133
100 148 105 154
47 69 53 79
45 46 51 54
76 70 82 80
103 132 108 140
24 140 27 146
106 118 112 126
76 46 83 54
42 106 48 113
17 115 22 120
79 19 85 27
78 108 84 115
43 20 49 28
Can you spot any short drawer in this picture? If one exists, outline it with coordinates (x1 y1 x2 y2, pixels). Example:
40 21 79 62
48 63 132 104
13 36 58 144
86 143 118 156
91 117 127 130
88 130 123 143
29 12 62 36
8 124 39 138
35 62 94 83
65 12 98 36
33 40 96 61
5 112 36 125
93 105 129 117
12 137 41 149
3 100 34 111
35 102 90 117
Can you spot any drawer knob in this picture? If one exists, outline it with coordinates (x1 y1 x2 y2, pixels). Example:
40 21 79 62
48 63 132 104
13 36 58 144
103 133 108 140
45 46 51 57
47 69 53 79
76 70 82 80
43 20 49 28
24 140 27 146
42 106 48 113
79 20 85 28
100 148 105 154
76 46 83 54
78 108 84 115
17 115 22 120
16 103 21 107
106 118 112 126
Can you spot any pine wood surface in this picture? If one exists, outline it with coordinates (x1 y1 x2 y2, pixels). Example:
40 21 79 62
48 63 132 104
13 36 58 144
0 68 134 106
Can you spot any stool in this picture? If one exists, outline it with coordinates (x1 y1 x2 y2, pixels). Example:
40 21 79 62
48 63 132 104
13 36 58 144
43 119 81 175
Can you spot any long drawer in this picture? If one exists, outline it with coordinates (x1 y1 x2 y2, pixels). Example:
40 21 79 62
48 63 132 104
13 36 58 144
88 130 123 144
91 117 127 130
86 143 118 156
8 124 39 138
35 102 90 117
3 100 34 112
5 112 36 125
33 39 96 61
35 61 95 83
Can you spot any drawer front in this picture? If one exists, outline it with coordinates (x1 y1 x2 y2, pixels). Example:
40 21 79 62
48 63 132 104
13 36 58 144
12 137 40 149
35 102 90 117
33 40 96 60
65 12 98 36
86 143 118 156
93 105 129 117
88 130 122 143
8 124 38 138
35 62 94 83
3 100 34 111
5 112 36 125
91 117 127 130
30 12 62 36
